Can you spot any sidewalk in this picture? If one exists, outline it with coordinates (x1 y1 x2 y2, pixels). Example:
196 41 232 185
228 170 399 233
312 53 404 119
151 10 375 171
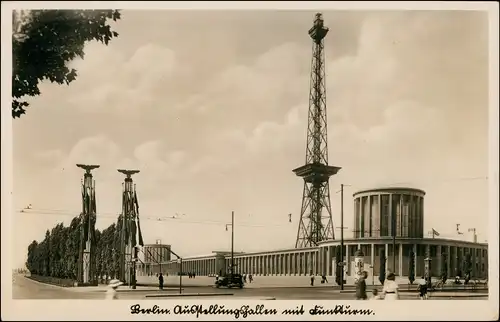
68 285 184 293
137 275 414 289
428 292 488 298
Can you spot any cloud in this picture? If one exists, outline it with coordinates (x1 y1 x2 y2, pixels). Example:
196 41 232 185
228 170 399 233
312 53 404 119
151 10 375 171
178 42 309 122
245 104 306 156
59 42 177 113
46 136 191 192
34 149 64 164
62 135 121 169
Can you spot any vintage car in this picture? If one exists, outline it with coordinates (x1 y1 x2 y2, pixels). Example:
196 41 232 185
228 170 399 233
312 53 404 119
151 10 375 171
215 273 244 288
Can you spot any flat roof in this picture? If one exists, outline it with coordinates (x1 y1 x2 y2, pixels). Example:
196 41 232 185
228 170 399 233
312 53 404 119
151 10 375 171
173 238 487 261
353 187 426 196
144 244 171 247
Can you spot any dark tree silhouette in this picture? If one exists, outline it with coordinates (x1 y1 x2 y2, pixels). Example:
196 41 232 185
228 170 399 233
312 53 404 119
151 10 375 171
463 252 472 284
12 9 121 118
408 251 415 285
379 249 386 285
335 246 342 285
25 215 123 281
441 252 448 284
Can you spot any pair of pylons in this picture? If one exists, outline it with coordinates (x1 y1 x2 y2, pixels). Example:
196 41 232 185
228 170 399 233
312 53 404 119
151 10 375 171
76 164 142 288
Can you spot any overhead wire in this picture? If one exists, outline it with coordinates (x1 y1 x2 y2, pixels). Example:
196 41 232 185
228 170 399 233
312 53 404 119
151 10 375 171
15 208 293 229
16 176 488 232
336 176 489 191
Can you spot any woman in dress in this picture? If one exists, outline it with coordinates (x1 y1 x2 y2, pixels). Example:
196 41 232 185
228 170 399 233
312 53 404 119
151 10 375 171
382 272 399 300
106 279 123 300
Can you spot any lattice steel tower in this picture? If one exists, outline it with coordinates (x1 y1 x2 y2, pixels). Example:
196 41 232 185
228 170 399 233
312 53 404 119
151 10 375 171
76 164 100 285
293 13 341 248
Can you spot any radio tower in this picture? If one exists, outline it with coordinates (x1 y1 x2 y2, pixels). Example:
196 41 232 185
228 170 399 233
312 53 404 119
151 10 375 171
118 169 143 289
76 164 100 285
293 13 341 248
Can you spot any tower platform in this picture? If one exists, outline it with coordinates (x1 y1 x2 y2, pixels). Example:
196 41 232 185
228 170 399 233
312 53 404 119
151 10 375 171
293 163 341 183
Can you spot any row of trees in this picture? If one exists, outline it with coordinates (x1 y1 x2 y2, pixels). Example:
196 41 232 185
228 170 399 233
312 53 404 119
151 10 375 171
26 214 128 281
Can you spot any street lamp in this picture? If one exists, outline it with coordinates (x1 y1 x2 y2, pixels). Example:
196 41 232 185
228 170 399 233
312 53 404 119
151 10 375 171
177 258 183 294
336 184 351 290
168 248 183 294
225 211 235 276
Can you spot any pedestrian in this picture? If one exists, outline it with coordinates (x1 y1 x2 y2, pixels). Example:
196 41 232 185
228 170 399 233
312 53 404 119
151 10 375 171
106 279 123 300
370 288 381 300
243 274 247 283
356 271 368 300
249 274 253 283
382 272 399 300
158 272 164 290
417 280 428 300
310 274 315 286
321 273 328 284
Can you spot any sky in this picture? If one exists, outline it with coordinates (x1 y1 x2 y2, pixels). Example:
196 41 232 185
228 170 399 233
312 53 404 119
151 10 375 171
11 9 491 268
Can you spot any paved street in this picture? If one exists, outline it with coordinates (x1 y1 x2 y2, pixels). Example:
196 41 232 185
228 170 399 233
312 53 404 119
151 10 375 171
12 274 100 299
12 275 487 300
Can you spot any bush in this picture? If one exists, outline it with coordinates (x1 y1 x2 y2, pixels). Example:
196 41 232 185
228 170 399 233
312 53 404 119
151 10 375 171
463 253 472 284
379 249 386 285
440 252 448 284
408 251 415 284
27 274 75 287
335 246 342 285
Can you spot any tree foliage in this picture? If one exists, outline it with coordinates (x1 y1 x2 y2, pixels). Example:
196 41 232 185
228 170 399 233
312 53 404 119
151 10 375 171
463 252 472 284
408 251 415 285
379 249 386 285
440 252 448 284
12 9 121 118
26 215 123 280
335 246 342 285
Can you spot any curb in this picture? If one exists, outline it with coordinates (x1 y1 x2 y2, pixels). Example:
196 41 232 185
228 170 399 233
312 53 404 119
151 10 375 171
429 294 488 298
145 293 234 298
115 288 185 293
137 283 212 288
70 287 185 293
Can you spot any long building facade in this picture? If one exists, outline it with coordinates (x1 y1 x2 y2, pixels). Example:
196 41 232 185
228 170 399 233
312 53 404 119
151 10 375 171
138 187 489 283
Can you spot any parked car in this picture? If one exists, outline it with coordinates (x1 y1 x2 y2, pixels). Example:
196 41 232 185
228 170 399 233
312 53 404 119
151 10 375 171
215 273 244 288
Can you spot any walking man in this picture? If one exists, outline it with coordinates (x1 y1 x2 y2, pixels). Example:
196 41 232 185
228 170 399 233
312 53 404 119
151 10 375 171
158 272 164 290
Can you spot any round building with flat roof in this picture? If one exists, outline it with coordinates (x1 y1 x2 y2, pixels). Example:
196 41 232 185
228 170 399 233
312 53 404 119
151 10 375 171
352 187 426 239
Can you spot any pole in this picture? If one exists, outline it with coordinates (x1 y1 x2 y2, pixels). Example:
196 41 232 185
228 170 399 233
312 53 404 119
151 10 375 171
86 181 92 284
160 246 163 274
340 184 344 291
179 258 183 294
392 201 396 274
231 211 234 276
127 207 134 288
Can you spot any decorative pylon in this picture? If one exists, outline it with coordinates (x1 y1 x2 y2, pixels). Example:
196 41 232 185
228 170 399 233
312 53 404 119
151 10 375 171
76 164 100 285
293 13 341 248
117 169 144 289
